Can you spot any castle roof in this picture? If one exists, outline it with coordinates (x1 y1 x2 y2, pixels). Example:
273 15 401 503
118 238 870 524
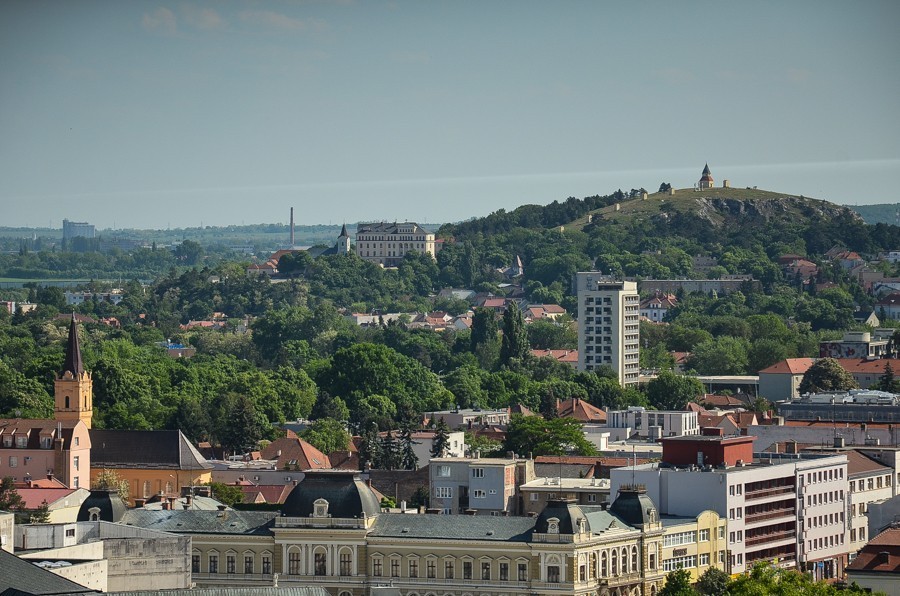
280 470 380 519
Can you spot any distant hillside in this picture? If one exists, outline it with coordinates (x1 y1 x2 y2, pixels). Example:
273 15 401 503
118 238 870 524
850 204 900 225
567 187 858 231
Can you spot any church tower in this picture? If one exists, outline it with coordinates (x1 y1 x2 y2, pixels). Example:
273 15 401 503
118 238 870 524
698 163 714 189
337 223 351 254
55 314 93 428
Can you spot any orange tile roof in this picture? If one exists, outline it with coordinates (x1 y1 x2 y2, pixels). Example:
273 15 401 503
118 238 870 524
846 450 891 477
759 358 816 374
260 437 331 471
557 398 606 423
531 349 578 363
846 527 900 574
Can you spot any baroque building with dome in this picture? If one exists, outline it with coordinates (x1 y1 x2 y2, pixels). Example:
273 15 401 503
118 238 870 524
121 470 726 596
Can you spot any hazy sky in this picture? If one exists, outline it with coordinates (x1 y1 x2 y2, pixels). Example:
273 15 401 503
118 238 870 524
2 1 899 230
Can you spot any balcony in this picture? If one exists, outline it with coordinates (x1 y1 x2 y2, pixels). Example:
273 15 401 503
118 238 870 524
744 509 796 527
745 530 796 549
745 486 795 501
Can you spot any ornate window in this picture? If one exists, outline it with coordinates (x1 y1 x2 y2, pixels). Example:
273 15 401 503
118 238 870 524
315 550 327 576
373 556 383 577
244 553 254 574
313 498 330 518
288 549 301 575
262 552 272 575
631 546 639 572
226 553 236 574
499 561 509 581
463 560 472 579
612 549 618 576
601 551 608 577
340 550 352 576
427 558 436 579
391 557 400 577
208 553 219 575
409 557 419 578
445 559 454 579
621 547 629 573
547 565 560 583
191 553 200 573
547 517 560 534
481 561 491 580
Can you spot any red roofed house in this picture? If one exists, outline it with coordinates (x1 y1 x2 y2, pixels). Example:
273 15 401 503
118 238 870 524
531 349 578 367
640 293 678 323
557 398 606 424
12 484 90 523
259 437 332 471
846 527 900 595
758 358 816 400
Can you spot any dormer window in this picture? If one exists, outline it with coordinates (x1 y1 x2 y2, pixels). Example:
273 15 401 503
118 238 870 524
41 437 52 449
547 517 560 534
2 436 11 448
16 435 27 448
313 498 330 518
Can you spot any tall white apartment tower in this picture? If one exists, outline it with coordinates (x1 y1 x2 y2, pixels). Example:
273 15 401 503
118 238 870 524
574 272 640 387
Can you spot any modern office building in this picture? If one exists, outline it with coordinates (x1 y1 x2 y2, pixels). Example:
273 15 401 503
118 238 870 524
574 273 640 387
355 221 436 267
610 432 850 578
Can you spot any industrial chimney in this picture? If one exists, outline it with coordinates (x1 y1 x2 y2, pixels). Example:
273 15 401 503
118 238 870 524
290 208 295 247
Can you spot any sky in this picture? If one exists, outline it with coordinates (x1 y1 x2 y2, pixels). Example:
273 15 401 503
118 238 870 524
2 0 899 230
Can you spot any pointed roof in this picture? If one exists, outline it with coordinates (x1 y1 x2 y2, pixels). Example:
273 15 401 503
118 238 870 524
339 223 349 238
61 313 84 377
702 163 711 176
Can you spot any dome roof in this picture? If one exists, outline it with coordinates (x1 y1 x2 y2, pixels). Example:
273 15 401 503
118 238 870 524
281 471 380 519
609 485 658 527
534 499 591 535
77 489 127 523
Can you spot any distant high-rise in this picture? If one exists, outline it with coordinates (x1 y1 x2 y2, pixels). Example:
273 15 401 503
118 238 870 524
62 219 96 240
574 272 640 387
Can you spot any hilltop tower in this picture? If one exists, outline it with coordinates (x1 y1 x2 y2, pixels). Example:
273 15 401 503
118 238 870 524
337 223 351 254
54 314 93 428
698 163 714 189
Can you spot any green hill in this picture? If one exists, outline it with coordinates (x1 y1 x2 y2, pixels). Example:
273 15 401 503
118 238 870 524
849 203 900 225
566 187 858 232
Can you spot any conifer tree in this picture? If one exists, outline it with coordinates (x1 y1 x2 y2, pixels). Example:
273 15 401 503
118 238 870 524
500 303 529 365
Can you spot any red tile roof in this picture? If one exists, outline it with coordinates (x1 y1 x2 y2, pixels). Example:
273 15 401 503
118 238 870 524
759 358 816 375
15 488 80 509
531 349 578 363
557 398 606 423
846 527 900 574
260 437 331 471
701 394 746 408
846 450 891 477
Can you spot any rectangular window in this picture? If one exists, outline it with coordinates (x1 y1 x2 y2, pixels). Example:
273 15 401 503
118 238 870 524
373 559 382 577
464 560 473 579
262 556 271 575
226 555 235 574
315 553 326 576
340 553 352 576
427 559 436 579
244 556 253 574
192 555 200 573
700 553 710 566
435 486 452 499
8 456 16 468
438 465 451 477
473 489 486 498
500 562 509 581
445 560 454 578
409 559 418 578
482 561 491 580
391 558 399 577
699 529 710 541
209 555 218 574
547 565 560 583
530 493 539 502
518 562 528 581
473 467 484 478
73 456 79 471
288 552 301 575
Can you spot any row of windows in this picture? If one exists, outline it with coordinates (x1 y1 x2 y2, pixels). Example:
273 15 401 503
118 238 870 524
663 531 696 547
808 511 844 527
851 475 892 492
663 555 697 572
806 468 843 484
194 552 272 575
372 557 527 581
805 490 844 507
807 533 843 551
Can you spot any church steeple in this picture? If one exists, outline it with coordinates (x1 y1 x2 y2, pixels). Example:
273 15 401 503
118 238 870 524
61 313 84 377
337 223 351 254
55 314 93 428
698 163 714 189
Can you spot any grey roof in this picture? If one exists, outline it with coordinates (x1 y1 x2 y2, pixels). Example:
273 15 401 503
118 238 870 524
609 487 658 527
535 499 590 534
120 509 276 536
104 589 327 596
77 490 127 522
281 471 380 519
0 548 96 595
371 513 535 542
90 429 212 470
142 495 225 511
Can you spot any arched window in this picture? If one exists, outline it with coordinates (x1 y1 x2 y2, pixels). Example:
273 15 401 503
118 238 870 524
601 551 608 577
287 546 301 575
611 549 618 576
314 547 327 576
621 547 629 573
631 546 639 572
339 547 353 576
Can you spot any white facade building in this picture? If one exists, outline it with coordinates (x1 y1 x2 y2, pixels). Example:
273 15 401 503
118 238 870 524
606 407 700 439
355 221 436 267
575 273 640 387
610 435 850 578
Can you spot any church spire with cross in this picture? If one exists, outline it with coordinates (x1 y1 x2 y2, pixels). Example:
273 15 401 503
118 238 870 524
55 314 93 428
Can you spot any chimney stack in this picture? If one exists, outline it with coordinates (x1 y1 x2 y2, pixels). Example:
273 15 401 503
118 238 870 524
290 208 295 246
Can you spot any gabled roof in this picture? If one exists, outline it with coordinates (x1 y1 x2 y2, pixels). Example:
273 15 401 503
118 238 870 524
557 398 606 423
759 358 815 375
90 429 212 470
0 419 84 450
531 349 578 363
15 487 87 510
701 394 745 408
259 437 331 471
